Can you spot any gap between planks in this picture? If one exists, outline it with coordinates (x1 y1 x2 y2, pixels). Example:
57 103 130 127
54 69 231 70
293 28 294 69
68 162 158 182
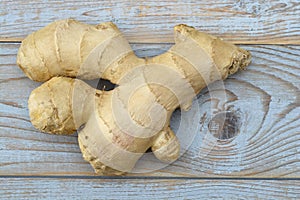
0 175 300 181
1 38 300 45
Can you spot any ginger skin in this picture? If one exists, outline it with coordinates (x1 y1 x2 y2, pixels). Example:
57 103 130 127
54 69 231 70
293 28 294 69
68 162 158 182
19 19 251 175
29 77 180 174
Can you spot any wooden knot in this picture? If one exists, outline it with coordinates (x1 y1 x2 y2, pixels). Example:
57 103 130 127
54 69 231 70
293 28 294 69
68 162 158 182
208 111 241 140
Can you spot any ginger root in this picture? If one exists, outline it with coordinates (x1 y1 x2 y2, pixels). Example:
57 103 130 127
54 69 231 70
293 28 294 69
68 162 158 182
18 19 251 175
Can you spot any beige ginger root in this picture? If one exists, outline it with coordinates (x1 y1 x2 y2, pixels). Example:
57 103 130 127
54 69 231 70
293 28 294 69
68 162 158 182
18 19 251 175
17 19 136 83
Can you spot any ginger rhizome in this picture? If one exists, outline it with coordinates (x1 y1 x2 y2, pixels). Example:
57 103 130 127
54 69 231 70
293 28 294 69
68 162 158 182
17 19 251 175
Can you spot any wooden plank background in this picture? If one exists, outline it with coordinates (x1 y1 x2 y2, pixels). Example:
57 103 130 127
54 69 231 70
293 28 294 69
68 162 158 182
1 43 299 178
1 178 299 199
1 0 300 44
0 0 299 199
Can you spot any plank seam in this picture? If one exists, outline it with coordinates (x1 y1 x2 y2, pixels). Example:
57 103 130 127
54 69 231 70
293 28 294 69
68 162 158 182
1 40 300 45
0 175 299 180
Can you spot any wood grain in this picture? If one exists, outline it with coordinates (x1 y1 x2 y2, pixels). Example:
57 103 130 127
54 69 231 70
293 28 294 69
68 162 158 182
0 178 299 199
1 43 299 177
1 0 300 44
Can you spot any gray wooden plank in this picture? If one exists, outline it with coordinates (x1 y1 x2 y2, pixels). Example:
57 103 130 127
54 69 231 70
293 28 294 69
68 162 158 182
1 0 300 44
0 178 299 199
0 43 299 177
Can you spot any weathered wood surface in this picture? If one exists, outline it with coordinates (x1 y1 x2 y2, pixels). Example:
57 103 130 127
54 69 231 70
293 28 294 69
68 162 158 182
0 178 299 199
1 43 299 177
1 1 299 198
1 0 300 44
